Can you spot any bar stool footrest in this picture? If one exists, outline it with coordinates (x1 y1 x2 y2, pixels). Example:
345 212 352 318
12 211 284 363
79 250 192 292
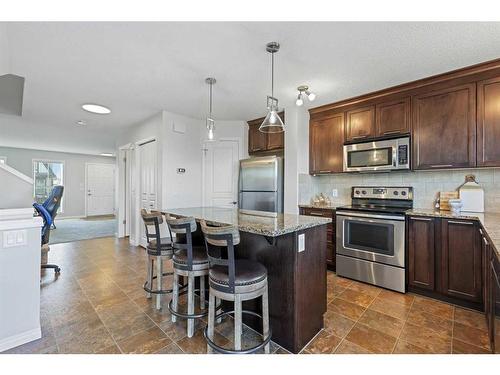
143 271 187 295
167 288 221 319
204 310 272 354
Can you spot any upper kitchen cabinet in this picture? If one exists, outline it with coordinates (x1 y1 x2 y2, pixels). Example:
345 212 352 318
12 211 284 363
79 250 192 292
309 112 344 174
477 76 500 167
412 83 476 170
247 112 285 154
375 97 410 137
345 105 375 142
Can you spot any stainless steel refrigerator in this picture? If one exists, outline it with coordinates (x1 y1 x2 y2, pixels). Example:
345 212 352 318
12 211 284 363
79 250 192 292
238 156 284 215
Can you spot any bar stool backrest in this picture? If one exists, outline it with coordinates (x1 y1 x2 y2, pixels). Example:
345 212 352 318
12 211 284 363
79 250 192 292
200 220 240 293
165 214 197 271
140 209 163 249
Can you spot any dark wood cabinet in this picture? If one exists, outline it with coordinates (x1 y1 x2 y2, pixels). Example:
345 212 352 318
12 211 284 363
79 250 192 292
492 256 500 353
309 113 344 175
407 215 484 310
247 112 285 154
248 123 268 153
299 207 336 270
477 77 500 167
412 83 476 170
345 106 375 142
375 97 410 137
440 219 482 303
407 216 436 291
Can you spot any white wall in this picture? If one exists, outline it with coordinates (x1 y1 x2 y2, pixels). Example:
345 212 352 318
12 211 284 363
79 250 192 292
0 23 9 75
0 166 33 209
0 146 115 217
283 106 311 214
116 111 247 243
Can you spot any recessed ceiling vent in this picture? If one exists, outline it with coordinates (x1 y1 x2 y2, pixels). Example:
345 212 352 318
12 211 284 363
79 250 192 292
0 74 25 116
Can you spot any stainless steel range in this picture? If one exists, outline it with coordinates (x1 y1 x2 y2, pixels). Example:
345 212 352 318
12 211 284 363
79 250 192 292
336 186 413 293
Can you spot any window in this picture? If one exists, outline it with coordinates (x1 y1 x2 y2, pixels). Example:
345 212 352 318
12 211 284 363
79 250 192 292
33 160 64 210
0 156 6 165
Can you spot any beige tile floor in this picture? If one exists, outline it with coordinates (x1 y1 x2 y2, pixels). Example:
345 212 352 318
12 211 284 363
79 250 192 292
2 237 493 354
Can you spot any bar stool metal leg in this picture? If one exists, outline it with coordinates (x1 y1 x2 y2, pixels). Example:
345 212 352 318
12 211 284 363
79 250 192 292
171 272 179 323
216 297 222 323
145 255 152 299
234 294 243 351
187 274 195 337
262 285 270 354
200 276 205 310
207 292 215 353
156 257 163 310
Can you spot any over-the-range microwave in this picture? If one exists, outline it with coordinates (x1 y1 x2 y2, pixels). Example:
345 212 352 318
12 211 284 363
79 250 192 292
343 136 410 172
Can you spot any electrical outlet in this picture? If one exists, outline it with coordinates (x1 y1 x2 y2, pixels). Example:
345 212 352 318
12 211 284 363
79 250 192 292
3 229 27 248
332 189 338 197
298 233 305 252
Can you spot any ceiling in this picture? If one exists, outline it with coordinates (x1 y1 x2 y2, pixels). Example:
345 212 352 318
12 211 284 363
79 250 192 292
1 22 500 155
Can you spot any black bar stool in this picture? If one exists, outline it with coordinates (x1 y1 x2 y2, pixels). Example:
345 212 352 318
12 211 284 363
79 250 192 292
165 214 210 338
200 220 272 354
140 209 177 310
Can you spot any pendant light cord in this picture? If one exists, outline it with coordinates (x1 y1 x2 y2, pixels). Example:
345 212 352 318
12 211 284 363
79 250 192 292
271 51 274 100
209 81 213 117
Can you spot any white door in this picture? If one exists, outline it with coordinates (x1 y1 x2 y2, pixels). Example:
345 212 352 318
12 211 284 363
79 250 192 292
86 163 115 216
139 140 157 247
203 140 239 208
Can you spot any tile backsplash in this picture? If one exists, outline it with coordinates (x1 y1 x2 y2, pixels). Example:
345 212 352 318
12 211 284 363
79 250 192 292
299 168 500 212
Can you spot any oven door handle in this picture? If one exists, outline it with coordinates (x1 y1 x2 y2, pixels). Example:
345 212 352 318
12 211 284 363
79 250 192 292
336 211 406 221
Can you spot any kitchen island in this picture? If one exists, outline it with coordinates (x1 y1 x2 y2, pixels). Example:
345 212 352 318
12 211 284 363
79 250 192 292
161 207 331 353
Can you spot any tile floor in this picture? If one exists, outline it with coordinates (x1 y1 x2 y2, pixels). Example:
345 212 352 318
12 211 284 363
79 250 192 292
2 237 493 354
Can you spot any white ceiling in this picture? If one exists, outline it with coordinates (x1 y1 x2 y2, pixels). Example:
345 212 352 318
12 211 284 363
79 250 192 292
1 22 500 155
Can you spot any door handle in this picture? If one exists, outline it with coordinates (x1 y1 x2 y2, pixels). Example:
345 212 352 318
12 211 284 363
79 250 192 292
430 164 453 168
409 217 432 221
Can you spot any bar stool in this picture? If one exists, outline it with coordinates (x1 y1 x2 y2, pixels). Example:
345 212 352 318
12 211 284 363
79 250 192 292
200 220 272 354
141 209 177 310
165 214 210 338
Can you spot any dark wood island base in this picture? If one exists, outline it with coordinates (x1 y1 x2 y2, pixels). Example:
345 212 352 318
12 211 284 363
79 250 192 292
163 207 330 353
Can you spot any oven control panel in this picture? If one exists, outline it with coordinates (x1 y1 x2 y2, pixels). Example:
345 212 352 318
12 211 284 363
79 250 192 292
352 186 413 200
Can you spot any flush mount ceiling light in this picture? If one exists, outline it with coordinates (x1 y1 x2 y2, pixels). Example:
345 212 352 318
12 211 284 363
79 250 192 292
259 42 285 134
205 77 216 140
295 85 316 107
82 103 111 114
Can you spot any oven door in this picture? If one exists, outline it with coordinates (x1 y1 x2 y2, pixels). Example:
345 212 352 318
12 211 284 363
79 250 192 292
336 211 405 267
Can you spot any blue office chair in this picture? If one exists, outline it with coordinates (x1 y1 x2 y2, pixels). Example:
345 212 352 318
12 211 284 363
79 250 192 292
33 185 64 273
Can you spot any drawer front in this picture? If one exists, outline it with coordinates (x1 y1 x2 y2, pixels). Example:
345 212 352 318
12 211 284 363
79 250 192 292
301 207 334 218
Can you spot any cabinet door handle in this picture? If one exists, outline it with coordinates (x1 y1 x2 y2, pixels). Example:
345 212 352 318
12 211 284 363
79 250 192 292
352 135 367 139
410 217 432 221
448 220 474 225
309 212 325 216
483 236 489 247
318 170 331 173
430 164 453 168
383 130 401 135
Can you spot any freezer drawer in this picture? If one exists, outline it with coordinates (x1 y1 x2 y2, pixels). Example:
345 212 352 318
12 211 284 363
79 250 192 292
239 191 277 213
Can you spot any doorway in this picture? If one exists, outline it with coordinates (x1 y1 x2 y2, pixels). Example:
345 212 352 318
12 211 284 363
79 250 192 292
86 163 116 216
138 139 157 247
202 139 239 208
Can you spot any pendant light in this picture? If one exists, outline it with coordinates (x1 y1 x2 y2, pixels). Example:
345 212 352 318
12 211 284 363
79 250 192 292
205 77 216 140
259 42 285 133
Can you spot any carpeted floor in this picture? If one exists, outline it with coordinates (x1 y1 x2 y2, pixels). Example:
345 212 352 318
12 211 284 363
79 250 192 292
49 216 116 244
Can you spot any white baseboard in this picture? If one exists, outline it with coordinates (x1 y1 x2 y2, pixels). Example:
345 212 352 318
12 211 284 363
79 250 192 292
0 327 41 352
56 215 85 220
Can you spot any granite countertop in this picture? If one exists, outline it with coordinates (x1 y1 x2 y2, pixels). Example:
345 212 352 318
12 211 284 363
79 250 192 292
408 209 500 259
161 207 332 237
